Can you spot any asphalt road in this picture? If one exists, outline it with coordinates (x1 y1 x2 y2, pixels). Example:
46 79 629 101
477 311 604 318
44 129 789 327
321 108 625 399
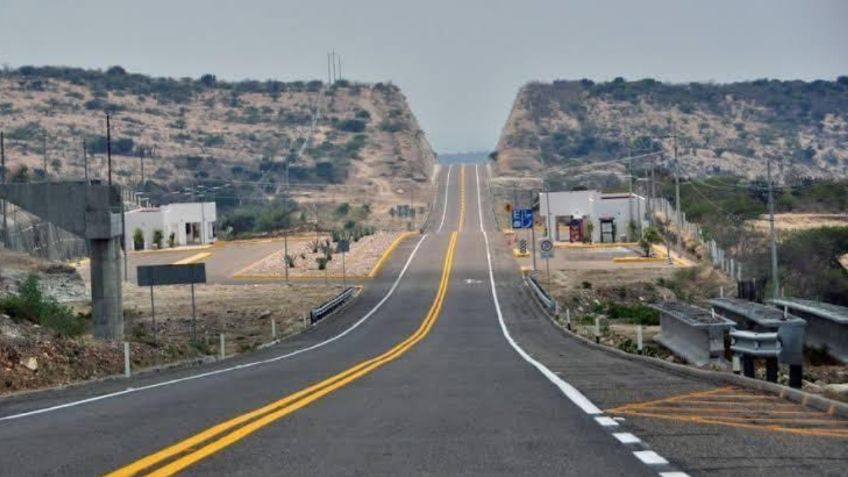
0 163 845 476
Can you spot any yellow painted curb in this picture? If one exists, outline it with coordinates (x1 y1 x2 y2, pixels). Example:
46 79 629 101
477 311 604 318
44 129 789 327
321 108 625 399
554 242 639 249
613 256 665 263
232 274 370 281
173 252 212 265
366 231 417 278
512 248 530 257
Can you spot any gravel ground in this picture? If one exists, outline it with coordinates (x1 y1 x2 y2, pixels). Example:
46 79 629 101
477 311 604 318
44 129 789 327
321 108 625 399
238 231 401 277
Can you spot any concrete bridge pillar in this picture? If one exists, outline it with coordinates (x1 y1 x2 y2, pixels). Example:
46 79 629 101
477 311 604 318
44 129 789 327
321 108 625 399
90 237 123 340
0 181 125 340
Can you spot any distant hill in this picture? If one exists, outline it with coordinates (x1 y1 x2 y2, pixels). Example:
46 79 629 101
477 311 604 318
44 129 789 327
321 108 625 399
0 66 436 229
494 77 848 189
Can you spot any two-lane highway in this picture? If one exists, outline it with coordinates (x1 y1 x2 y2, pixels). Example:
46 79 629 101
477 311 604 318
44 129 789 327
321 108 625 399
4 162 843 476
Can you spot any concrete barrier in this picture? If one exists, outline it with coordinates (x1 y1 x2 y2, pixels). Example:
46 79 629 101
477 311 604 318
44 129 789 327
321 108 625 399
652 302 735 367
769 298 848 364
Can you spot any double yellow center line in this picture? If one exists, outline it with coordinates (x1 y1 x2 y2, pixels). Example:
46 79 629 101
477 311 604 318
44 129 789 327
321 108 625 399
108 231 459 476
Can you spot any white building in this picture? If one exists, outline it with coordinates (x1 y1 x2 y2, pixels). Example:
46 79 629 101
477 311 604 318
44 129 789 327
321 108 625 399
124 202 217 250
539 190 647 243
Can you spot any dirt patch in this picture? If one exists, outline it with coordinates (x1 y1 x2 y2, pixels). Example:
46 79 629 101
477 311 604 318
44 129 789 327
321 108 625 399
123 282 343 355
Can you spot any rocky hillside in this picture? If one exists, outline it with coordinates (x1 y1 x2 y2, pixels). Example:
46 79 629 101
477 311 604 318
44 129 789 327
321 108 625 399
0 66 436 228
494 78 848 189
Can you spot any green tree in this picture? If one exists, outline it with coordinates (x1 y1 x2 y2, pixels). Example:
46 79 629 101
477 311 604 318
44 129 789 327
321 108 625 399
639 226 662 257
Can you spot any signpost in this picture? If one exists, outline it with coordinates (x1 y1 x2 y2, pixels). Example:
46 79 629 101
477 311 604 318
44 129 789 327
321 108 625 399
337 239 350 286
512 208 536 270
137 263 207 343
511 209 533 229
540 238 554 286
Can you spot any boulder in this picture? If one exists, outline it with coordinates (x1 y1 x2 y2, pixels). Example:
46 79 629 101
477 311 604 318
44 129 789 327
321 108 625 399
22 357 38 371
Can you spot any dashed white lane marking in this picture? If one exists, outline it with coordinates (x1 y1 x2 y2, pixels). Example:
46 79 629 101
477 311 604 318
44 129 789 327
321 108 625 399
437 164 453 233
613 432 641 444
0 235 430 422
633 450 669 465
596 416 620 427
659 472 691 477
475 164 601 416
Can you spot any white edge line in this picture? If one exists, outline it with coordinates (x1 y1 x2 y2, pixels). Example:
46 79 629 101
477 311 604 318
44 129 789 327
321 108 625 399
633 450 669 465
437 164 453 233
612 432 641 444
0 234 430 422
595 416 619 426
474 164 602 416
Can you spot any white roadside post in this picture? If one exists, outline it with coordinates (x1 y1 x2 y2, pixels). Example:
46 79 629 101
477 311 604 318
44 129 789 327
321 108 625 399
219 333 226 359
271 318 277 340
636 325 643 354
566 308 572 331
594 316 601 344
123 341 131 378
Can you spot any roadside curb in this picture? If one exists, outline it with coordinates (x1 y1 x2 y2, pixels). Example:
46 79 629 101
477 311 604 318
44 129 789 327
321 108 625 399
521 282 848 419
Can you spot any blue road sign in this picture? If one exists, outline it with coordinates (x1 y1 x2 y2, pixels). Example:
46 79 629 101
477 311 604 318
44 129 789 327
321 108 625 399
512 209 533 229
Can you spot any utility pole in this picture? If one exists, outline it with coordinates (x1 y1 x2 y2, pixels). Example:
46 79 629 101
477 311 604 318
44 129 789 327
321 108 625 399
627 139 634 240
337 55 342 82
331 51 336 83
327 52 332 85
83 138 89 181
673 130 682 257
139 147 145 189
42 134 48 180
1 131 7 248
650 158 656 226
767 156 779 298
106 113 113 185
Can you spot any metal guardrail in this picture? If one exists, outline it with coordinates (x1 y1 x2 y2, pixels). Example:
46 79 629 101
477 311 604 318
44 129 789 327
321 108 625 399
525 273 557 314
730 329 781 358
309 287 357 324
730 328 782 383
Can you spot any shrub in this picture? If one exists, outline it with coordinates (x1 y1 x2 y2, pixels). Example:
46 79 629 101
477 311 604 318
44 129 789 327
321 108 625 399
152 229 164 249
378 120 403 132
334 119 366 133
0 275 86 337
6 122 44 141
202 135 225 147
606 303 660 326
132 228 144 250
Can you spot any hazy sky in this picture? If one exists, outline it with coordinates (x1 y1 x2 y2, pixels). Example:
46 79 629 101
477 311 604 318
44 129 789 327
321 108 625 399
1 1 846 152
